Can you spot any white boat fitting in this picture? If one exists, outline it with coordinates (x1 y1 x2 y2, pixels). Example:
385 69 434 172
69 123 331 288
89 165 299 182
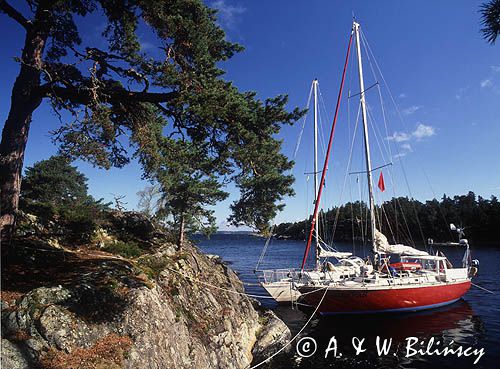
259 255 370 303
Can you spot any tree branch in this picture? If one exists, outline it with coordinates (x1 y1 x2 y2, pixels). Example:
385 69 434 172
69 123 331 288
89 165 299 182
39 84 178 107
0 0 31 30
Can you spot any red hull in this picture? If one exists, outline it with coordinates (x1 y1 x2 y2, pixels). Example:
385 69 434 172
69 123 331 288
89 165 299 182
300 280 471 314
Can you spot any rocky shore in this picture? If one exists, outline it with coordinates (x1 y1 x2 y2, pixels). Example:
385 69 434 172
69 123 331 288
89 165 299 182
1 212 290 369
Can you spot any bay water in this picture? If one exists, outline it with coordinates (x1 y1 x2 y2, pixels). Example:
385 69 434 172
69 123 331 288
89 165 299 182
194 233 500 368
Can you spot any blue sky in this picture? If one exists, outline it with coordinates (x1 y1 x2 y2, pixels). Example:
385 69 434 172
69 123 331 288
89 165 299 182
1 0 499 229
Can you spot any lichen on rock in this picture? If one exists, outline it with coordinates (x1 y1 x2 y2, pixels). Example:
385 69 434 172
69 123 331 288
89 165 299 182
1 213 290 369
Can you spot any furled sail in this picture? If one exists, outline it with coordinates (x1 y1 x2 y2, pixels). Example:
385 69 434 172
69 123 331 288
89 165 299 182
374 229 429 256
318 246 353 259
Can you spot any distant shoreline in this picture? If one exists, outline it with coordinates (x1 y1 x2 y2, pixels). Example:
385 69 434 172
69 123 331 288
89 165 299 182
197 232 499 248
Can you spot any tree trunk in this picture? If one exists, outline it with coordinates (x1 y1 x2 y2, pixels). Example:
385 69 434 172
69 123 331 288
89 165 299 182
177 214 185 250
0 21 48 256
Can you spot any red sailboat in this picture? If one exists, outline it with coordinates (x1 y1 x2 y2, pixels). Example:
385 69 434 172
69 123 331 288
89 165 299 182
298 21 478 315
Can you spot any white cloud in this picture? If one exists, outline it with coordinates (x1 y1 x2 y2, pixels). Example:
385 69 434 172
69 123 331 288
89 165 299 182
211 0 246 29
401 105 422 115
399 93 407 98
401 143 413 152
455 86 468 100
388 131 411 142
412 123 435 140
393 142 413 159
389 125 433 159
491 66 500 73
388 123 435 143
480 79 493 88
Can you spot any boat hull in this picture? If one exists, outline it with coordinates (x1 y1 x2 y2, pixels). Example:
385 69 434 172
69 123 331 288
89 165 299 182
261 281 301 303
299 280 471 315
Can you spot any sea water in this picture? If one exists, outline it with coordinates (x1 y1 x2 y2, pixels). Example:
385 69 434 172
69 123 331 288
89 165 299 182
194 233 500 369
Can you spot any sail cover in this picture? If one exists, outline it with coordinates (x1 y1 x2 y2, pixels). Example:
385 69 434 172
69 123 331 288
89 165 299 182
374 229 429 256
318 246 352 259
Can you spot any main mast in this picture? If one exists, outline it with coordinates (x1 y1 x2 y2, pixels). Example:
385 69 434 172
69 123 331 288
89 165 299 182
353 21 377 255
313 79 320 268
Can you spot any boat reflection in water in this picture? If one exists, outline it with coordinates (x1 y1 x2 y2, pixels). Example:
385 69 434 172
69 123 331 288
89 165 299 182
271 300 487 369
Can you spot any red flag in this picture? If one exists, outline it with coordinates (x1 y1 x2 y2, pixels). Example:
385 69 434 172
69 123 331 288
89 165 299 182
377 172 385 192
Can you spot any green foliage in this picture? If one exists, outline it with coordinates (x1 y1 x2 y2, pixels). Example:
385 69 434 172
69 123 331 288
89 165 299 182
275 192 500 245
137 254 171 280
480 0 500 44
2 0 304 236
145 139 228 240
19 156 108 242
229 125 295 233
102 240 144 258
21 156 89 212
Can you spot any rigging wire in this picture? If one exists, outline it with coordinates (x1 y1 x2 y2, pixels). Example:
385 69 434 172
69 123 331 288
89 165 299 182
315 90 329 247
317 85 335 246
360 34 416 246
258 81 314 268
328 102 362 244
423 170 455 240
346 93 356 253
365 104 417 245
360 28 428 247
291 81 315 173
255 225 274 271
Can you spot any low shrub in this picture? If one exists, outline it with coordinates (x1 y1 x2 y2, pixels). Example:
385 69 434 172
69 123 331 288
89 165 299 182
102 241 144 258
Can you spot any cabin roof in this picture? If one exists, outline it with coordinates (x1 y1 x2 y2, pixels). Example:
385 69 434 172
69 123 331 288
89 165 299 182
401 255 447 261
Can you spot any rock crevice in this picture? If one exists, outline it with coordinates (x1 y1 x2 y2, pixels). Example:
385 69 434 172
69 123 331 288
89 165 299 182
1 237 290 369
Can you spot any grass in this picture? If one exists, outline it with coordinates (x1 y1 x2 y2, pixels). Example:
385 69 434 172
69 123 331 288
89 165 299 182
136 254 171 280
102 240 144 258
258 315 269 326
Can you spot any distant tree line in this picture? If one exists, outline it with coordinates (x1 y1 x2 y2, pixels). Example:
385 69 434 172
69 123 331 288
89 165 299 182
274 192 500 245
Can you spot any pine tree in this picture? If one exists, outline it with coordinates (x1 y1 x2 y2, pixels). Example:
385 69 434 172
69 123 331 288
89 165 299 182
150 139 228 247
0 0 304 256
19 155 107 241
480 0 500 44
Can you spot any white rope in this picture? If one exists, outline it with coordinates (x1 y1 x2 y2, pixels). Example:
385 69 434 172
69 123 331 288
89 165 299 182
164 261 337 369
164 264 328 299
164 265 277 299
471 282 495 294
247 284 330 369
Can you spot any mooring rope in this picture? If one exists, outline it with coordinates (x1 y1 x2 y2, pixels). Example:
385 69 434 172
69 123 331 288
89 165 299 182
163 265 328 300
164 262 337 369
471 282 495 294
247 284 330 369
